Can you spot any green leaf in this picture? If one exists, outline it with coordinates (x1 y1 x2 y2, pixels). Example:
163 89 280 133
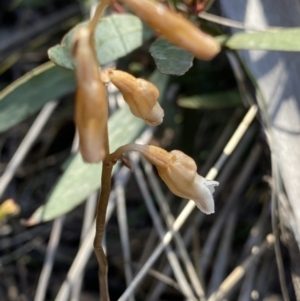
217 28 300 51
26 71 169 225
48 14 153 69
0 62 75 133
149 37 194 75
177 89 242 109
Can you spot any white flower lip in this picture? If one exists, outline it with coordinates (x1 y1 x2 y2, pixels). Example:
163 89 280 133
144 102 165 126
107 70 164 126
192 176 219 215
205 180 219 194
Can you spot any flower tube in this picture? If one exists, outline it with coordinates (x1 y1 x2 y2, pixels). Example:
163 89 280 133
72 26 108 163
108 144 218 214
119 0 221 60
103 69 164 126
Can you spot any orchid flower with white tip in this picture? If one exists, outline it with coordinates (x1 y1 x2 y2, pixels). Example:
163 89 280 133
108 144 218 214
102 69 164 126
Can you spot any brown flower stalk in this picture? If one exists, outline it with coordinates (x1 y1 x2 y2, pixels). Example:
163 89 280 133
72 1 113 300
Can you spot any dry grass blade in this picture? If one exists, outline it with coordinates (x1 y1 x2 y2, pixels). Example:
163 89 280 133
0 100 58 300
237 201 270 301
0 225 50 251
200 108 244 175
142 158 205 300
146 212 206 301
237 258 259 301
0 101 58 197
116 181 135 301
206 105 257 181
35 132 79 301
131 156 198 301
207 207 238 296
34 217 65 301
255 252 276 298
138 228 158 267
240 200 270 259
207 234 275 301
198 12 282 31
132 262 181 292
201 143 262 276
70 192 98 301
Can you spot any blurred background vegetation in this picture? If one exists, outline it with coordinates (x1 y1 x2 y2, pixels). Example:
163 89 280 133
0 0 298 300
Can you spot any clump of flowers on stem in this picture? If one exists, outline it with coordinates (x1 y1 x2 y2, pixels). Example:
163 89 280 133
68 1 221 300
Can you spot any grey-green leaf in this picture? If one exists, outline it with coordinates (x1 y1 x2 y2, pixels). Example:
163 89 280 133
0 62 75 133
150 37 194 75
26 71 169 225
48 14 153 69
177 89 242 109
217 28 300 51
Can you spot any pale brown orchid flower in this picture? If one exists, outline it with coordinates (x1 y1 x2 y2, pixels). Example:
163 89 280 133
72 26 108 163
102 68 164 126
119 0 221 60
108 144 218 214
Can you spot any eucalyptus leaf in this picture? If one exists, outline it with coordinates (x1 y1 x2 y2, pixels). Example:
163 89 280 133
177 89 242 109
26 71 169 225
149 37 194 75
0 62 75 133
48 14 153 69
217 28 300 51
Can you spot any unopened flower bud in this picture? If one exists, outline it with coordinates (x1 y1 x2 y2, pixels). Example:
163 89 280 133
72 26 108 163
104 69 164 126
119 0 220 60
109 144 218 214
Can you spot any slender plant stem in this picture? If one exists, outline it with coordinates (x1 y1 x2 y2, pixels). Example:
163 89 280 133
89 0 112 34
94 125 112 301
88 2 114 300
107 143 168 168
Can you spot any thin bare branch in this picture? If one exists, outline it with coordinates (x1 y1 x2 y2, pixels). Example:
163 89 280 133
116 181 135 301
207 235 275 301
70 192 98 301
206 105 257 180
207 207 238 296
201 143 262 276
34 217 65 301
131 156 198 301
0 101 58 198
198 11 282 31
